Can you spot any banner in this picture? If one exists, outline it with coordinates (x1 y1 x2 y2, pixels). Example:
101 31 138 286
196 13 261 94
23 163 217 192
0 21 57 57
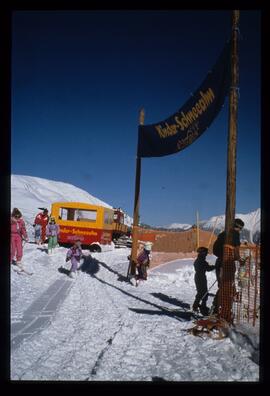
138 41 231 158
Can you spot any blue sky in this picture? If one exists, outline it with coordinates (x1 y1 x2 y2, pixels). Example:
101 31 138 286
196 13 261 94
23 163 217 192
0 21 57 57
11 10 260 226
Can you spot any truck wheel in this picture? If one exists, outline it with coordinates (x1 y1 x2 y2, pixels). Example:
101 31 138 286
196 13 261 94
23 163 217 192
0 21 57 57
89 244 101 253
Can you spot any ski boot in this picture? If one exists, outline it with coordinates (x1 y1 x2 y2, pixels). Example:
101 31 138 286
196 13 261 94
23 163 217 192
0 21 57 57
199 304 210 316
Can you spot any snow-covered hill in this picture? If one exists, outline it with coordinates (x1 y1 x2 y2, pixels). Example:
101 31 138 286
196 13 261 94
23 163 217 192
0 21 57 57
11 174 113 219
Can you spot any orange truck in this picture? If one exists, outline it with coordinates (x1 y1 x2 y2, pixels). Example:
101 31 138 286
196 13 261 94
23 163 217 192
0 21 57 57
50 202 114 252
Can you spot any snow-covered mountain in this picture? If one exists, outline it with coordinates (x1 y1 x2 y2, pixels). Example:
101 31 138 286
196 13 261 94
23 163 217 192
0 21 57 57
11 175 112 225
163 208 261 244
11 174 135 230
199 209 261 244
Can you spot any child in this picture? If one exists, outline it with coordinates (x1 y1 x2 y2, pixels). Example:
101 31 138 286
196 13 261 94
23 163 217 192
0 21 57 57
11 208 28 267
46 216 60 254
66 239 83 278
192 246 216 316
135 241 152 286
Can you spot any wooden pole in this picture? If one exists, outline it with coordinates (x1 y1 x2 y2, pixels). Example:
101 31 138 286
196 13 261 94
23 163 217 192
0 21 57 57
207 216 220 249
128 108 144 277
219 10 240 323
224 10 239 245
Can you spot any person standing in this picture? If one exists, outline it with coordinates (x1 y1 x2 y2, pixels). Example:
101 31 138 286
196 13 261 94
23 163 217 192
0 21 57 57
34 208 49 244
192 247 216 316
212 218 246 314
10 208 28 267
135 242 152 286
65 239 83 278
213 218 245 286
46 216 60 254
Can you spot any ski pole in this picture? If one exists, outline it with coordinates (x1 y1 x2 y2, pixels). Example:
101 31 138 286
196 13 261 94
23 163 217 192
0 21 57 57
126 260 131 279
199 279 218 304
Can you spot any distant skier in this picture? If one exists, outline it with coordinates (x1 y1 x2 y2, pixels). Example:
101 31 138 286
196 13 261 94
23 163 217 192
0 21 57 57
192 246 216 316
65 239 83 278
10 208 28 268
34 208 49 244
46 216 60 254
135 242 152 286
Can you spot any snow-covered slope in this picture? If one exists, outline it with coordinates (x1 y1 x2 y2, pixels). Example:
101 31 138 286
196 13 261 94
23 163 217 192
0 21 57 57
11 246 259 381
11 174 112 225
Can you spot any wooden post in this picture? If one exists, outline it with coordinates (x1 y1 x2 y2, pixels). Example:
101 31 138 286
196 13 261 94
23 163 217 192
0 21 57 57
128 109 144 277
224 10 239 245
219 10 240 323
196 210 200 249
207 216 219 249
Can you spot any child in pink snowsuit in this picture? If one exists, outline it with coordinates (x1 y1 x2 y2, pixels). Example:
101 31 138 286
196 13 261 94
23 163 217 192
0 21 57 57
11 208 28 265
66 240 83 278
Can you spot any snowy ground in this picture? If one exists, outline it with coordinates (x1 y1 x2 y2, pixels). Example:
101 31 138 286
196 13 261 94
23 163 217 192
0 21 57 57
11 244 259 382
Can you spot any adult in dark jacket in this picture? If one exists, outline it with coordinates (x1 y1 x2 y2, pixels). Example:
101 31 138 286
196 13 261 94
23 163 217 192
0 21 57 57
192 246 216 316
212 218 246 315
213 218 245 286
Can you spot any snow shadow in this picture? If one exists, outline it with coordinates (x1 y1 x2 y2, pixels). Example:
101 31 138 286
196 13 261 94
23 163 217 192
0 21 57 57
36 247 48 254
97 260 130 283
151 292 191 310
129 308 194 321
58 267 70 276
92 275 195 322
80 256 100 276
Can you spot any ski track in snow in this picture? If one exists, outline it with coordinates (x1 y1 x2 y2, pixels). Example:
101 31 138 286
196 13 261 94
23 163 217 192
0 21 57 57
11 245 259 381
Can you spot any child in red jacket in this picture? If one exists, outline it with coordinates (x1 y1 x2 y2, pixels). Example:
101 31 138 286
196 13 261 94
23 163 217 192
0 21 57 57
34 208 49 244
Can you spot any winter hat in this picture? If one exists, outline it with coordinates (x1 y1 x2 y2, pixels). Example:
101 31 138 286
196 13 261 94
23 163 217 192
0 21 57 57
234 218 244 228
144 242 153 251
197 246 208 255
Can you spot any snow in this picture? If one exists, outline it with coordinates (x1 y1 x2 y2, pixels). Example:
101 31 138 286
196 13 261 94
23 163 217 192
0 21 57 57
10 174 259 381
11 245 259 381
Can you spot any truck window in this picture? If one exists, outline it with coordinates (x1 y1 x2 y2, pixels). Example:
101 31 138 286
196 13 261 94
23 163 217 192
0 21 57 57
75 209 97 222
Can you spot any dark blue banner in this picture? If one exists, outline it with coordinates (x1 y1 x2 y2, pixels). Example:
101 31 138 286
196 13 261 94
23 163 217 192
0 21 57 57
138 41 231 158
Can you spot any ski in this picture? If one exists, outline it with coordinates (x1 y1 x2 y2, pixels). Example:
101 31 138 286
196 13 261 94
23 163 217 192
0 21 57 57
12 265 33 276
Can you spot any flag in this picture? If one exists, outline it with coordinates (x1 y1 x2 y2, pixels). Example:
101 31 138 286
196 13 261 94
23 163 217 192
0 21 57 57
138 41 231 158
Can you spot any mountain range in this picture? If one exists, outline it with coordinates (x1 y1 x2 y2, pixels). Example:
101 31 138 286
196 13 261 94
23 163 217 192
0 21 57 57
163 209 260 244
